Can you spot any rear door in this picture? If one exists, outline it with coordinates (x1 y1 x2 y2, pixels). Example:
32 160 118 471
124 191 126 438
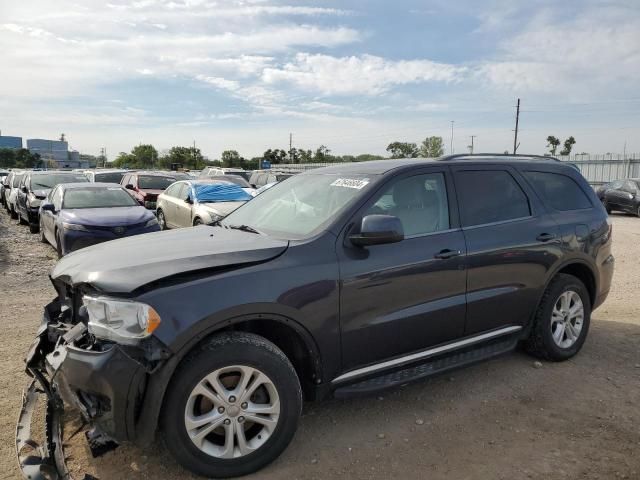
451 165 561 335
338 167 468 372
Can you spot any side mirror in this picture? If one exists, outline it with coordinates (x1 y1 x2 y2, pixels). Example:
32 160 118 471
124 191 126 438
125 184 134 190
349 214 404 247
185 196 193 204
41 203 55 213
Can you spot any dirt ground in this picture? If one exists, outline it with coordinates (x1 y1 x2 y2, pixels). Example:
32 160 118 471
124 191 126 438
1 207 639 480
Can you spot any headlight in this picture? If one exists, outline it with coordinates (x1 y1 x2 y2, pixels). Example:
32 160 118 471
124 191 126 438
82 296 161 345
145 217 159 227
62 222 89 231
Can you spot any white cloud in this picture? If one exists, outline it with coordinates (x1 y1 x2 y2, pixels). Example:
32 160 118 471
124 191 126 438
262 53 466 95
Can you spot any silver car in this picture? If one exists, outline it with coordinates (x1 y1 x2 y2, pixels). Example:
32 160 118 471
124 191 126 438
156 179 252 229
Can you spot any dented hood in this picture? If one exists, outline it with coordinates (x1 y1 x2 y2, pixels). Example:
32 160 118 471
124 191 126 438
51 226 288 293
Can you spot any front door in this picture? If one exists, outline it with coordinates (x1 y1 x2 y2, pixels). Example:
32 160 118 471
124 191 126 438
338 168 467 372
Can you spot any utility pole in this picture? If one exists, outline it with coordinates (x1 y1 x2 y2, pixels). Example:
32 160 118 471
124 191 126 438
193 140 197 169
450 121 455 154
289 132 293 162
469 135 477 154
513 98 520 154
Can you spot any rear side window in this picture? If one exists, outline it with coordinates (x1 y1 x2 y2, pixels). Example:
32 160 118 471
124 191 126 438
523 171 592 211
455 170 530 227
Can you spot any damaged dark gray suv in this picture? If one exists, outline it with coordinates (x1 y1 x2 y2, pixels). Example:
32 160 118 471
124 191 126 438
21 155 614 478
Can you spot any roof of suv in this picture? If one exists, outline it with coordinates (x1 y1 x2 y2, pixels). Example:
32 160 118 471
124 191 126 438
306 154 563 175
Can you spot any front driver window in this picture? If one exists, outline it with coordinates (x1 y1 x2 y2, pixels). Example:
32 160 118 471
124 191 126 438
366 173 450 237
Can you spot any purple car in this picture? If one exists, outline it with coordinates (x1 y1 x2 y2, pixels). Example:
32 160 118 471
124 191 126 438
39 182 160 257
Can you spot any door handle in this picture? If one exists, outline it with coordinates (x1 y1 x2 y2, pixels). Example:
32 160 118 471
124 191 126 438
434 249 461 260
536 233 556 242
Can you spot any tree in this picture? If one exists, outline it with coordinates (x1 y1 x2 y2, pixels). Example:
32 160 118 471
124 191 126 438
560 136 576 156
0 148 16 168
313 145 332 162
355 154 385 162
386 142 419 159
160 146 204 169
419 136 445 158
111 144 158 169
263 149 287 164
546 136 561 155
221 150 242 168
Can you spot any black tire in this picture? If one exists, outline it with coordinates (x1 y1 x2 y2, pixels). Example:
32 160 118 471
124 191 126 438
157 209 167 230
636 206 640 218
161 332 302 478
9 205 17 219
193 217 203 226
603 201 612 214
17 211 27 225
525 273 591 361
29 222 39 234
55 230 63 258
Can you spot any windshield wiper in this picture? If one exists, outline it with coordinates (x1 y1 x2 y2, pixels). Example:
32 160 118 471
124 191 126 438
227 224 261 234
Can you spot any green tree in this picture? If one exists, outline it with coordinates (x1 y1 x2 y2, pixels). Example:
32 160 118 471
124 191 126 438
0 148 16 168
16 149 40 168
221 150 242 168
546 136 561 155
263 149 287 164
355 153 385 162
111 144 158 169
313 145 332 162
386 142 419 158
160 146 205 169
419 136 444 158
560 136 576 156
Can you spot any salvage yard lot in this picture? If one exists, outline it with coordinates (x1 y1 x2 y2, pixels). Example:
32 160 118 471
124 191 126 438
1 208 639 480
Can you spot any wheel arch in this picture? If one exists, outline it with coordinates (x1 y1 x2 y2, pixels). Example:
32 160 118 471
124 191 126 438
134 313 323 447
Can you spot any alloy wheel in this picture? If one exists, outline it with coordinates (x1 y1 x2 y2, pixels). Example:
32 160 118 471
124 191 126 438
184 365 280 459
550 290 584 349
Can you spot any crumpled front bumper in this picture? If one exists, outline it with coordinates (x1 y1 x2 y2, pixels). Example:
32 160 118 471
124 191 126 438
16 298 151 479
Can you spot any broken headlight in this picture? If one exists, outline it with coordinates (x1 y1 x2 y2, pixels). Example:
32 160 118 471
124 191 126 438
82 296 161 345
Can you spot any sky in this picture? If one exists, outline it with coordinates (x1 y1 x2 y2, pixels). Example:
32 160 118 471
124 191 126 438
1 0 639 160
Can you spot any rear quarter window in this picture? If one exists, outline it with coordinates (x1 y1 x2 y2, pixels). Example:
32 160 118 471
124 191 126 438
523 171 592 211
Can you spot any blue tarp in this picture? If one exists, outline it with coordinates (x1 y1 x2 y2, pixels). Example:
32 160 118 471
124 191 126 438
193 183 252 202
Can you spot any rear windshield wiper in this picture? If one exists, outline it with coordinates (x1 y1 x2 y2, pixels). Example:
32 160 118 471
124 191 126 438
227 224 261 234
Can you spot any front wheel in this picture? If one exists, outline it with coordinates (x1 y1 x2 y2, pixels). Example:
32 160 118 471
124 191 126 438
193 217 203 226
525 274 591 361
157 209 167 230
603 201 612 214
161 332 302 478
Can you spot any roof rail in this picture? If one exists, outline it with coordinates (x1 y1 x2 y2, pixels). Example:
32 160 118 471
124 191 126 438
437 153 561 162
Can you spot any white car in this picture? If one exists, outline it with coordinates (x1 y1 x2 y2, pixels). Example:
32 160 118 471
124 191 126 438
156 179 252 229
5 170 24 219
199 167 251 182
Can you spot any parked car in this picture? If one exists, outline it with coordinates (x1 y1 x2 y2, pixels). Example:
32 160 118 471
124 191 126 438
0 170 10 207
22 154 613 479
600 178 640 216
4 171 24 218
205 175 256 196
248 169 294 189
595 180 623 202
38 182 160 257
84 169 129 184
255 181 277 195
200 167 251 182
120 171 190 210
156 179 252 229
16 170 89 233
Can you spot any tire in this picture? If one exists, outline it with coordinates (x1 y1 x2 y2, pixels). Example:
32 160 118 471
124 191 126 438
193 217 203 226
525 273 591 361
29 222 39 234
637 206 640 218
55 230 63 258
157 209 167 230
39 219 47 243
161 332 302 478
9 205 17 219
604 202 612 214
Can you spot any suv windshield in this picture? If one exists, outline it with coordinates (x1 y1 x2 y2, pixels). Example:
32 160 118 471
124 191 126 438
138 175 176 190
63 187 139 209
31 173 89 189
222 173 376 239
95 171 126 184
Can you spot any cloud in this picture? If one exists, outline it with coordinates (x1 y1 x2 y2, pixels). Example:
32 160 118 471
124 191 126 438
262 53 466 95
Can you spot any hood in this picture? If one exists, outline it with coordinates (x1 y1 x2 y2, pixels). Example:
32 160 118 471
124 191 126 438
60 206 154 227
51 226 288 293
199 201 247 217
32 189 50 199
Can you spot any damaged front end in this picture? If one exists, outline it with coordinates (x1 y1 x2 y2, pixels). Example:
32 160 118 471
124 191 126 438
17 284 168 479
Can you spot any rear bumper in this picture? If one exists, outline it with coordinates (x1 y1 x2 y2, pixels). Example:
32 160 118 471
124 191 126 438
594 254 615 309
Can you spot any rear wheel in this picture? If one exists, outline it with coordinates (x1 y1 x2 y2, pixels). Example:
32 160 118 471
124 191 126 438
29 222 39 234
525 274 591 361
55 230 63 258
157 209 167 230
161 332 302 478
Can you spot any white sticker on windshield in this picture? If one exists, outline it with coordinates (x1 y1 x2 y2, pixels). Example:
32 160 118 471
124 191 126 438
331 178 370 189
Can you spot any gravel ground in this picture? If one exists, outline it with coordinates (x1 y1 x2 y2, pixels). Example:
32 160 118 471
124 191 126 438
1 207 639 480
